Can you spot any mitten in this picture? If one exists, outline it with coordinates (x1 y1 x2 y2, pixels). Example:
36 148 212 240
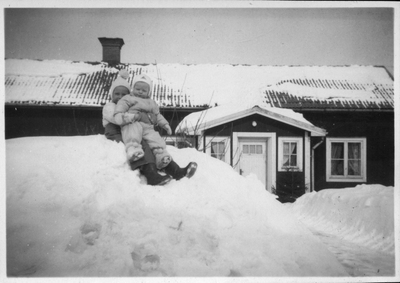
163 124 172 135
124 113 139 123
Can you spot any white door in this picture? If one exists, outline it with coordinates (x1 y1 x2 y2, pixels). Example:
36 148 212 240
238 139 267 187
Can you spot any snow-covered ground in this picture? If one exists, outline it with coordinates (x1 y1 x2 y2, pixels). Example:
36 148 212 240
287 184 396 277
4 135 397 282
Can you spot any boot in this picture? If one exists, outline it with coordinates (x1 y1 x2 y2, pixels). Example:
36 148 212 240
140 163 172 186
164 161 198 181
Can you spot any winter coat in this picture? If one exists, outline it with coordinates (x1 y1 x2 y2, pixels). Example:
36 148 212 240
113 95 169 128
102 102 118 127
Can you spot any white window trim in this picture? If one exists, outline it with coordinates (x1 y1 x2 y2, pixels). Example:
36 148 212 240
326 137 367 182
278 137 303 172
205 136 231 164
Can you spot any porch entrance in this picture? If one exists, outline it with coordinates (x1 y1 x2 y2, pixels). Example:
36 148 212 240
238 138 267 187
233 132 276 193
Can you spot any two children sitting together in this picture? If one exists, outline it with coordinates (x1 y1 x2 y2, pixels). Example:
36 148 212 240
102 69 197 186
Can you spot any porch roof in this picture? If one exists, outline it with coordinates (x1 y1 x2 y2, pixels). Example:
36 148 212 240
175 102 327 137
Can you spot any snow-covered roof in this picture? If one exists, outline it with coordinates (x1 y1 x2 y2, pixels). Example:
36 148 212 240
5 59 394 110
175 101 327 137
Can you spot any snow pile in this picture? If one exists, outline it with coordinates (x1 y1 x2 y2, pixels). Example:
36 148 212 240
6 135 348 277
289 185 395 255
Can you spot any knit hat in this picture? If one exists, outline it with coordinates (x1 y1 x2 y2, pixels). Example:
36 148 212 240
132 74 153 96
108 76 131 98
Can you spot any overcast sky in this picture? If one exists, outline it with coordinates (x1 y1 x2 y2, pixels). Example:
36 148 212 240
3 2 396 74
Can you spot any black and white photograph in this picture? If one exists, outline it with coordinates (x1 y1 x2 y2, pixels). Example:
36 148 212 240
2 0 399 282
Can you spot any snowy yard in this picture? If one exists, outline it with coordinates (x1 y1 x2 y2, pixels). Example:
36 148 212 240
286 184 395 277
4 135 397 280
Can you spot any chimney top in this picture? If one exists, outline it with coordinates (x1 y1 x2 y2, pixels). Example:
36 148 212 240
98 37 125 65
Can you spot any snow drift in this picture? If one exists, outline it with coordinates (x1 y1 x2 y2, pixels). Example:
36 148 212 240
289 185 395 255
6 135 348 277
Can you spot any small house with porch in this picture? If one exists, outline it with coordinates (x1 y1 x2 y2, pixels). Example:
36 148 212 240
5 38 394 201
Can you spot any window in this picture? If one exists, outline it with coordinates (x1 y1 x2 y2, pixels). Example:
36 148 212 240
242 144 263 154
205 137 230 164
211 141 226 161
283 141 297 167
165 137 176 147
326 138 366 182
278 137 303 172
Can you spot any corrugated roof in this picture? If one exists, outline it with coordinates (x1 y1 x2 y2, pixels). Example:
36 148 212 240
5 59 394 110
264 78 394 110
5 60 194 108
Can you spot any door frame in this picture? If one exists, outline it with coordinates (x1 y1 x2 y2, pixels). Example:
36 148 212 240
232 132 276 193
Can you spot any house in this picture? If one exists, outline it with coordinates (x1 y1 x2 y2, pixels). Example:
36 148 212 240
5 38 394 202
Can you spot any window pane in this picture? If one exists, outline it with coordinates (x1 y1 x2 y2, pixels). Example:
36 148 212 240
348 143 361 159
283 154 290 166
283 142 289 154
331 160 344 175
290 155 297 166
291 143 297 154
250 145 255 154
283 141 297 167
348 160 361 176
256 145 262 154
331 143 344 159
211 142 218 153
243 145 248 154
217 142 225 153
212 142 225 161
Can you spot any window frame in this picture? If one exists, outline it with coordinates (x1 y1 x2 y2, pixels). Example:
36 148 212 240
205 136 231 164
278 137 303 172
165 136 177 147
326 137 367 182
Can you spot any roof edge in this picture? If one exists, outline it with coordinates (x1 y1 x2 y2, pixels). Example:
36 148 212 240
176 105 327 137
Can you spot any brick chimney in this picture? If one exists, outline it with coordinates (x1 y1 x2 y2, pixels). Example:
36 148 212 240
98 37 125 65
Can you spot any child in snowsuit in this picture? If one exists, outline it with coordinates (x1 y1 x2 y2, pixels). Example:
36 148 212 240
103 70 198 185
102 69 131 142
114 74 173 169
102 70 170 185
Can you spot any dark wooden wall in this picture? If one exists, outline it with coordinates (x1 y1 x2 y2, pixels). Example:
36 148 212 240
205 114 307 198
301 111 395 189
4 105 198 139
203 111 395 195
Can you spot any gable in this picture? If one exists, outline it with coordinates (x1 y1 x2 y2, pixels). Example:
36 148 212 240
175 103 327 137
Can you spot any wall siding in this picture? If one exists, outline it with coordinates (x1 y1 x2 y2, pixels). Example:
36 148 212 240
301 111 394 190
5 105 197 139
204 114 307 198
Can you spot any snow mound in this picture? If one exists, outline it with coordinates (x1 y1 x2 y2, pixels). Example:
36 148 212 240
289 185 395 254
6 135 348 277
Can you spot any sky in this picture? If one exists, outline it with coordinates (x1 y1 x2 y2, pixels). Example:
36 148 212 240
2 2 396 75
